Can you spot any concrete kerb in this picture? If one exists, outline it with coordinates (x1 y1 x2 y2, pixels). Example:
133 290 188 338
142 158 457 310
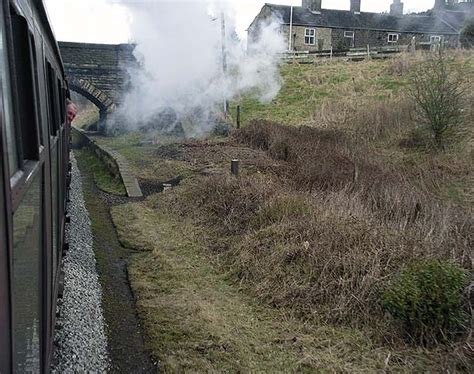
71 128 143 198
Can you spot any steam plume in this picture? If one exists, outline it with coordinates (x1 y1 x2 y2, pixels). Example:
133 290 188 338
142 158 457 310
110 0 285 137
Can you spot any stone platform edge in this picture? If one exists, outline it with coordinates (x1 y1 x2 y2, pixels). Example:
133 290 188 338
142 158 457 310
71 127 143 198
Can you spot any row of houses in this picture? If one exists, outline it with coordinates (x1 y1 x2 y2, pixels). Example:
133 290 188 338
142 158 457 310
248 0 473 52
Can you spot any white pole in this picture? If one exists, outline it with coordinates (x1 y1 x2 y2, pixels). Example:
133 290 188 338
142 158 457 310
221 12 229 115
288 5 293 52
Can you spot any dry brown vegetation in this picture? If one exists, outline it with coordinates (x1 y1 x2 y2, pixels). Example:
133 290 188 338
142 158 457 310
97 52 473 371
171 121 473 333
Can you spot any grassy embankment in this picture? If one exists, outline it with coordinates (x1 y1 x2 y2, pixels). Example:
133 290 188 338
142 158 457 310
75 148 126 196
92 53 472 371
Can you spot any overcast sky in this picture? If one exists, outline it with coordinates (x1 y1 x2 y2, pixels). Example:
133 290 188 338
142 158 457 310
44 0 436 44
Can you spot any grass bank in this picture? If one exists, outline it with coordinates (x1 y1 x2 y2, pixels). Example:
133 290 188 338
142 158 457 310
98 52 472 371
75 148 126 196
113 192 470 372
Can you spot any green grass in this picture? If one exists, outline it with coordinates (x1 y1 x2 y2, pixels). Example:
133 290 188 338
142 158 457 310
230 59 405 126
90 133 195 182
75 148 126 196
72 108 99 130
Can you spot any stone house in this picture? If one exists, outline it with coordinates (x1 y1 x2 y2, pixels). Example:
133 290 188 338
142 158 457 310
248 0 473 52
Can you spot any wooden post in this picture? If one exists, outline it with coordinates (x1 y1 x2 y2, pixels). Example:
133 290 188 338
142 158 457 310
236 105 241 129
367 44 370 58
231 159 239 177
330 45 333 60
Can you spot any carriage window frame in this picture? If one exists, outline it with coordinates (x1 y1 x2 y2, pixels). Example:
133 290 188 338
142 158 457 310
8 7 40 163
0 2 19 176
57 79 65 128
28 33 43 146
46 62 60 137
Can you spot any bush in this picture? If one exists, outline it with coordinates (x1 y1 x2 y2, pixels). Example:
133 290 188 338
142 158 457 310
382 259 468 344
408 54 466 148
460 18 474 49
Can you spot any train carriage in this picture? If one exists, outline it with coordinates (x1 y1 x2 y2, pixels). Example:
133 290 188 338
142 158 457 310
0 0 70 372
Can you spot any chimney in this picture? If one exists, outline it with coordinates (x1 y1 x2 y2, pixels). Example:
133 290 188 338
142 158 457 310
350 0 361 14
390 0 404 16
434 0 446 9
302 0 322 13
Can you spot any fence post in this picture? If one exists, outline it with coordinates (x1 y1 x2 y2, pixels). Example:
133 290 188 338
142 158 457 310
330 45 333 60
231 160 240 177
367 44 370 58
236 105 241 129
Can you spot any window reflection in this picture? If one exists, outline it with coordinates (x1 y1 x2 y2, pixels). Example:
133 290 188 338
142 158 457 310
52 146 58 283
0 4 19 176
13 174 41 372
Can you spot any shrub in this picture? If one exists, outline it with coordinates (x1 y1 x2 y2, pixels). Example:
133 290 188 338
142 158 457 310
408 54 466 148
460 18 474 49
382 259 468 344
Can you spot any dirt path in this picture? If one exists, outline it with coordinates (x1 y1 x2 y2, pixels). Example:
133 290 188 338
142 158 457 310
76 150 157 373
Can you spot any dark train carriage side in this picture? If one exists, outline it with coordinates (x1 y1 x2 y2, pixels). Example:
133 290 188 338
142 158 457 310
0 0 71 372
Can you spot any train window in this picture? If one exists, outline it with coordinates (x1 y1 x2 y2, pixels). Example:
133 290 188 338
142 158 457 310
12 173 42 372
51 146 58 284
57 78 65 127
0 3 19 175
46 62 59 136
10 9 40 160
29 33 43 146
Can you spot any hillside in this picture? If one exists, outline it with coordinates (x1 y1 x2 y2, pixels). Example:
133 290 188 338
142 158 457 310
77 51 474 372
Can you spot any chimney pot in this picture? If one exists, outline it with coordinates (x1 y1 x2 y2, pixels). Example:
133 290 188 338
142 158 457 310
390 0 404 16
350 0 361 14
302 0 322 13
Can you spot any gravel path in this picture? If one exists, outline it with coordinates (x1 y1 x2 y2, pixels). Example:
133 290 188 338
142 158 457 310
51 153 109 373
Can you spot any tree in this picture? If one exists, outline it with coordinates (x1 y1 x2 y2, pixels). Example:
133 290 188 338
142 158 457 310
460 18 474 49
408 53 466 148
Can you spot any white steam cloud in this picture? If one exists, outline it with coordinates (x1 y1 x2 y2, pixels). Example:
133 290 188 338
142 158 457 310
111 0 285 137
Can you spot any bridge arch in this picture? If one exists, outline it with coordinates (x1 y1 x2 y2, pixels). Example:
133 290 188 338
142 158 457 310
59 41 136 131
69 78 116 130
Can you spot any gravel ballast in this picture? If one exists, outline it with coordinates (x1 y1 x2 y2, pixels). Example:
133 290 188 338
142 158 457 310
52 153 109 372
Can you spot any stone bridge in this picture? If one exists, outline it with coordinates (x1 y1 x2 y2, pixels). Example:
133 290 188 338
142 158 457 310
59 42 136 126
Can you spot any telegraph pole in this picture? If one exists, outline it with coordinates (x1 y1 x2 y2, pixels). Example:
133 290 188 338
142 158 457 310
221 12 229 116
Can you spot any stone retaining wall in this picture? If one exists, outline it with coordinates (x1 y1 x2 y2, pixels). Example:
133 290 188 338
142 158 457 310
71 128 143 198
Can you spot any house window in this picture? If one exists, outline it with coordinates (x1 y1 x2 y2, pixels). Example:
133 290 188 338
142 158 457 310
304 28 316 45
430 35 442 44
344 30 355 47
388 33 399 43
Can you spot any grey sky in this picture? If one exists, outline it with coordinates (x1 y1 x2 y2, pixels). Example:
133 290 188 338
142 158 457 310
44 0 436 44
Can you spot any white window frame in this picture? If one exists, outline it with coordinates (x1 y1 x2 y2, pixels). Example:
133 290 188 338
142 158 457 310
344 30 355 47
304 28 316 45
430 35 442 44
388 33 399 43
344 31 354 38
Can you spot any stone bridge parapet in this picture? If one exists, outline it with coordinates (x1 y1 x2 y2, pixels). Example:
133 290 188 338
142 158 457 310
59 42 137 127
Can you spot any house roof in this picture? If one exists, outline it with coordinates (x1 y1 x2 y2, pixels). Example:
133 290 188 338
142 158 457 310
263 4 463 35
436 10 471 32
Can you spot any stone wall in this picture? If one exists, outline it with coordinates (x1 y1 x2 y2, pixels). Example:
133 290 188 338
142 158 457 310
281 26 460 52
71 128 121 180
59 42 136 105
282 25 332 52
71 128 143 198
